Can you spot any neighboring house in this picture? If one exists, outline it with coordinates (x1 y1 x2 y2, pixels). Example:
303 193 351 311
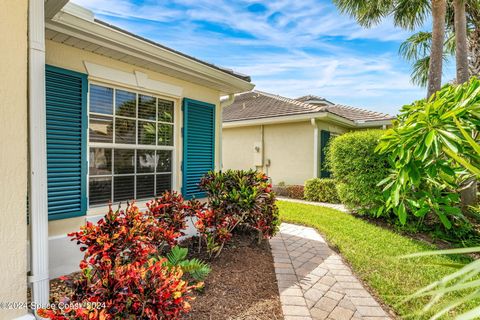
0 1 253 319
222 91 394 185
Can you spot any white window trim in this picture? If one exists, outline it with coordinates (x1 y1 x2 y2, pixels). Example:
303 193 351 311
84 61 184 98
86 80 178 215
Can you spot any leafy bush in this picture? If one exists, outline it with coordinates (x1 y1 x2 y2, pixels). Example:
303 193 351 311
286 185 304 199
273 182 304 199
327 130 391 214
39 198 206 320
196 170 279 257
304 178 340 203
377 77 480 228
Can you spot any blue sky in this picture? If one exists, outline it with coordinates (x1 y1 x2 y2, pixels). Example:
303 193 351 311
72 0 455 115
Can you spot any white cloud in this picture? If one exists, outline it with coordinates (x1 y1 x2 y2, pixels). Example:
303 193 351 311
71 0 432 115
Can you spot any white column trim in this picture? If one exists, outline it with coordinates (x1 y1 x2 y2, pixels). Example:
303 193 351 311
311 118 319 178
219 94 235 169
28 0 50 313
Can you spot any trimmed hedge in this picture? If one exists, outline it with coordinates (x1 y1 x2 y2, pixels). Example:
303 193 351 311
304 178 340 203
327 130 390 214
274 183 304 200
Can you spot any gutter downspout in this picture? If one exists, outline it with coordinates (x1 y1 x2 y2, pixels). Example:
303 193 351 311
219 94 235 169
28 0 50 315
311 118 319 178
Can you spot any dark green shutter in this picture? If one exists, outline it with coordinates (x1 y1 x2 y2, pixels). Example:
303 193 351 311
46 65 88 220
320 130 331 178
182 98 216 199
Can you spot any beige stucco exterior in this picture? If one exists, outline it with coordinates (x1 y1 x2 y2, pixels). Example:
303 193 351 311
0 0 29 318
222 120 350 186
45 40 224 236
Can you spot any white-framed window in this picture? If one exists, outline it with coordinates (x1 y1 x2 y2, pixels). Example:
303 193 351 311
87 83 175 207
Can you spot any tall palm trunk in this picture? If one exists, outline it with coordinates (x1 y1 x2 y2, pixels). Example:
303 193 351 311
454 0 469 83
468 27 480 76
455 0 476 207
427 0 447 98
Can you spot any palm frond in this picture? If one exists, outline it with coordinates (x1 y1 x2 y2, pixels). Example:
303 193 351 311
399 31 433 61
411 56 431 87
394 0 431 30
166 246 188 266
179 259 211 281
332 0 392 27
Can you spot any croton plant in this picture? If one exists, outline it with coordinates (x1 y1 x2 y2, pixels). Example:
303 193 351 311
195 170 280 258
38 170 279 319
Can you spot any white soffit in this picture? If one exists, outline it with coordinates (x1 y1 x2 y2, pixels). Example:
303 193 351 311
84 61 183 97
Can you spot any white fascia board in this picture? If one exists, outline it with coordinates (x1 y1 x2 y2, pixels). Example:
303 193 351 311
45 0 70 19
84 61 183 97
47 10 254 94
222 112 393 129
355 119 393 127
223 112 356 129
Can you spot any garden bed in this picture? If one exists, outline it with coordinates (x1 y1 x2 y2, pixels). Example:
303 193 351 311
184 231 283 320
48 230 283 320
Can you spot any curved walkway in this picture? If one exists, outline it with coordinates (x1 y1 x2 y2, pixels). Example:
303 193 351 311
276 197 349 213
270 223 391 320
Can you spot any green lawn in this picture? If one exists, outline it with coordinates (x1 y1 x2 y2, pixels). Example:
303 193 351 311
278 200 477 319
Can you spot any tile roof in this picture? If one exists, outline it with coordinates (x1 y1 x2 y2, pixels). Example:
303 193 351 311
223 91 394 124
296 95 333 104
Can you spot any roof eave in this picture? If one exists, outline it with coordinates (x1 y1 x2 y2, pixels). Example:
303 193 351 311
223 112 393 129
46 4 254 94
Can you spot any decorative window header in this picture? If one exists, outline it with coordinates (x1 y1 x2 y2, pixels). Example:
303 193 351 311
83 61 183 97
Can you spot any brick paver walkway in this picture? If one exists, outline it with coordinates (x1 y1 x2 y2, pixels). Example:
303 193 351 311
270 223 392 320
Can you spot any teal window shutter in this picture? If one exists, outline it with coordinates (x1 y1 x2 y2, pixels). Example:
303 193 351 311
320 130 331 178
182 98 216 199
46 65 88 220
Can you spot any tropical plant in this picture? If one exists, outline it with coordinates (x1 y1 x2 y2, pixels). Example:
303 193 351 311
164 246 211 282
333 0 447 97
376 77 480 228
402 244 480 318
304 178 340 203
38 202 204 320
400 1 480 86
327 130 391 214
195 170 280 258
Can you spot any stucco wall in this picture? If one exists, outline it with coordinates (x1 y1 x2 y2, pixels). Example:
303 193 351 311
0 0 29 318
222 126 262 171
45 41 222 236
223 121 314 185
263 121 314 185
222 120 352 186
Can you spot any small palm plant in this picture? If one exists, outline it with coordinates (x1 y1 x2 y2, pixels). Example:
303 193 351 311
402 247 480 319
164 246 211 282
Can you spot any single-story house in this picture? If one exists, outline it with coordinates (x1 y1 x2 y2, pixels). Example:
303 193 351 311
1 1 253 319
222 91 394 185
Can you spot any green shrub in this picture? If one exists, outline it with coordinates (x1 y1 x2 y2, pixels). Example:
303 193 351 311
197 170 280 257
304 178 340 203
327 130 390 214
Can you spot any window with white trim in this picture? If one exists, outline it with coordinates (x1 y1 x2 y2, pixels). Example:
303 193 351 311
88 83 174 206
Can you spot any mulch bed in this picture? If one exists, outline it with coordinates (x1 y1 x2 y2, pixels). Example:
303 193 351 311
47 231 283 320
184 232 283 320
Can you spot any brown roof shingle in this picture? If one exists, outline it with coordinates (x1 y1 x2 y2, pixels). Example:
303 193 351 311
223 91 394 124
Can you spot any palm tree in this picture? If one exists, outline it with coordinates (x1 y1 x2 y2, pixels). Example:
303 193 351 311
333 0 447 98
454 0 469 83
429 0 448 97
400 1 479 86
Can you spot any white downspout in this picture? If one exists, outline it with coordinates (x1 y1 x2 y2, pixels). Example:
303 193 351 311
311 118 319 178
219 94 235 169
28 0 50 314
